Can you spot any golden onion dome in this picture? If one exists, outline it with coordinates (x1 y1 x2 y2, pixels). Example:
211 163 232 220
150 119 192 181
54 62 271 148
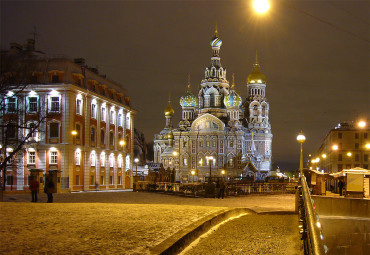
247 52 266 84
167 131 174 139
164 94 175 116
247 63 266 84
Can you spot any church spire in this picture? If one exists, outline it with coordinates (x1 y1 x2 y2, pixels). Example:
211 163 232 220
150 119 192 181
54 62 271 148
187 73 191 91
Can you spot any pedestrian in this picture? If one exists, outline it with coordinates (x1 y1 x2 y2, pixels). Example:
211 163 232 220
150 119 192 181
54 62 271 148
29 177 39 202
215 180 220 198
45 174 55 203
338 180 344 196
218 178 226 199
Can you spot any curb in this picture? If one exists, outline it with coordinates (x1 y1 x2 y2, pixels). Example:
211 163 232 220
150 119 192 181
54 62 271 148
149 207 255 255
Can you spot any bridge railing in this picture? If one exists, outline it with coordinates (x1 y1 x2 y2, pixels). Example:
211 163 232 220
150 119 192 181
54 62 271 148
298 175 327 254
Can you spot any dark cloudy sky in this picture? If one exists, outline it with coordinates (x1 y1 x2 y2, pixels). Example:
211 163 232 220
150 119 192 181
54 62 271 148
1 0 369 170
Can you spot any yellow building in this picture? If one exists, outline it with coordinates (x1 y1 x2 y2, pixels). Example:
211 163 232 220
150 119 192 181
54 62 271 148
310 120 369 173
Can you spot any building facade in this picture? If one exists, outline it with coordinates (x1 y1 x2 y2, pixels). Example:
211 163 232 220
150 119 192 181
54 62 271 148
0 39 135 192
154 29 273 182
310 121 370 173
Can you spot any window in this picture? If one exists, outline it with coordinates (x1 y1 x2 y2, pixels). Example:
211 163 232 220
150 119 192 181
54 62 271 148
212 141 216 147
50 96 60 112
52 75 59 83
91 175 95 185
76 124 81 140
7 97 17 113
183 158 188 166
91 127 96 142
118 113 122 126
91 104 96 119
101 130 105 144
101 176 104 185
75 150 81 165
109 154 114 167
50 151 58 164
364 133 368 139
228 158 234 167
110 176 113 185
27 122 38 140
199 158 203 166
229 141 234 147
118 176 122 185
100 153 105 167
206 141 210 147
346 164 351 169
338 133 342 139
109 132 114 146
110 110 115 124
101 107 106 121
118 156 122 168
364 154 368 162
364 164 368 170
355 154 359 161
28 151 36 164
199 141 203 147
338 154 342 161
355 133 359 139
28 97 38 112
90 152 96 166
76 99 82 115
50 123 59 138
338 164 343 171
355 143 359 149
75 175 80 185
6 123 16 139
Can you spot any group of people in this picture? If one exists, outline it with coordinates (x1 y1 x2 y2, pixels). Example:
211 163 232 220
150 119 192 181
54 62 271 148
29 174 55 203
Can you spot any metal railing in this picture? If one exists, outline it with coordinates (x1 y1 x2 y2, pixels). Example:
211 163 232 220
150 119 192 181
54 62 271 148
298 174 327 254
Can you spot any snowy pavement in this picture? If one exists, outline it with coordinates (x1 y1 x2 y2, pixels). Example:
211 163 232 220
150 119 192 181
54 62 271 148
1 192 297 254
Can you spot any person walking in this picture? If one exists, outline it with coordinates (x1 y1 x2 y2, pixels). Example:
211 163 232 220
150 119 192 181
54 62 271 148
29 177 39 202
218 178 226 199
338 180 344 196
45 174 55 203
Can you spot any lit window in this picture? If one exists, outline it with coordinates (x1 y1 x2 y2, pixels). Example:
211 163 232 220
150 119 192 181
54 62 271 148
90 152 96 166
49 96 60 112
228 158 234 167
109 154 114 167
206 141 210 147
91 104 96 118
28 151 36 164
212 141 216 147
110 110 115 124
27 97 38 112
183 158 188 166
118 155 122 168
49 123 59 138
76 99 83 115
75 150 81 165
76 124 81 140
27 122 38 141
101 107 106 121
199 158 203 166
100 153 105 167
118 113 122 126
50 151 58 164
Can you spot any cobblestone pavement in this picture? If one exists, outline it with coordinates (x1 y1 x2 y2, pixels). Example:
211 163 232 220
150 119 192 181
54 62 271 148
182 213 302 255
2 191 296 213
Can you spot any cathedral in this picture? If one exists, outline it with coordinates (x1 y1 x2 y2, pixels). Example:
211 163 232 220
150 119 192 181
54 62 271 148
154 28 273 182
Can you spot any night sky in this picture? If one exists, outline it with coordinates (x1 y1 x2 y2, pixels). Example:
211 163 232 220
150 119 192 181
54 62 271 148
1 0 369 170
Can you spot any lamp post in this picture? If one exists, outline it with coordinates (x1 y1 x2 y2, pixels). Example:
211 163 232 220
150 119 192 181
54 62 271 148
134 158 139 177
191 170 195 183
205 156 214 182
221 170 225 180
297 132 306 177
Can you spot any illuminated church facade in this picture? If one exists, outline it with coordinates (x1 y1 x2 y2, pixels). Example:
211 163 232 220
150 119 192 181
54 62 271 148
154 29 272 182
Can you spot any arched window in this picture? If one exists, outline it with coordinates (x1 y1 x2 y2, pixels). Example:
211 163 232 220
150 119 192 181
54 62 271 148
210 93 215 107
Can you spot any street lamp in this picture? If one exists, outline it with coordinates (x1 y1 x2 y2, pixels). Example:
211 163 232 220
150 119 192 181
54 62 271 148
119 140 125 146
221 170 225 180
253 0 270 14
332 145 338 151
134 158 139 177
358 120 366 128
297 132 306 176
191 170 195 183
205 156 214 182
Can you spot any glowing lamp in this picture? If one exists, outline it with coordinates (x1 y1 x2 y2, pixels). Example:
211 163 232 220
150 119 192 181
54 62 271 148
347 152 352 157
119 140 125 146
366 144 370 149
253 0 270 14
322 154 327 159
358 121 366 128
191 170 195 176
297 133 306 144
71 130 77 136
173 151 178 156
134 158 139 163
332 145 338 150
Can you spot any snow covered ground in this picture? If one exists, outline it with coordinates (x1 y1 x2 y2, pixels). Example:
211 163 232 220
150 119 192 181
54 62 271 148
1 192 296 254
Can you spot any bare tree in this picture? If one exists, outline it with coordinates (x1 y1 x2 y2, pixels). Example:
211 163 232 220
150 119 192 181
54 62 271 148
134 128 148 163
0 43 49 193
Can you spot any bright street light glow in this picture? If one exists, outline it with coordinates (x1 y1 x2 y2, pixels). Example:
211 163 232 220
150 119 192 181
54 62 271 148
253 0 270 14
347 152 352 157
134 158 139 163
297 132 306 143
322 154 327 158
332 145 338 150
366 144 370 149
173 151 178 156
358 120 366 128
71 130 77 136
